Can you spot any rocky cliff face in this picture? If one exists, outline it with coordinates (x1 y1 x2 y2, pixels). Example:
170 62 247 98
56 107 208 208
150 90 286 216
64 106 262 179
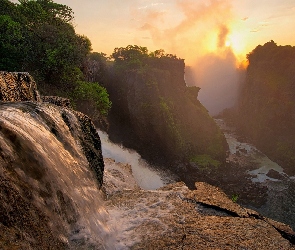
0 72 106 249
0 71 40 102
230 41 295 175
106 58 227 174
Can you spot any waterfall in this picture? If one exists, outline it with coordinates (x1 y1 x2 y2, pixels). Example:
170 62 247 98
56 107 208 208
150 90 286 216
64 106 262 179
0 102 115 249
98 130 169 190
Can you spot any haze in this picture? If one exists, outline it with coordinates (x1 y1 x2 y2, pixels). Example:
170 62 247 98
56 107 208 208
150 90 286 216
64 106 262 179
55 0 295 62
13 0 295 114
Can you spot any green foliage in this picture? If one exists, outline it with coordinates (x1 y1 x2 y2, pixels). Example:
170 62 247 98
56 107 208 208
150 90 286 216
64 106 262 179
190 154 221 169
231 194 239 203
111 45 148 68
111 45 180 71
0 0 112 122
0 0 91 86
18 0 74 25
73 81 111 116
159 98 184 152
0 14 23 71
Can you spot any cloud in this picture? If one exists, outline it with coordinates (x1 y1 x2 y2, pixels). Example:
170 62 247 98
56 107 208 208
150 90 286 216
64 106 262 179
138 2 164 10
133 0 234 60
250 21 270 33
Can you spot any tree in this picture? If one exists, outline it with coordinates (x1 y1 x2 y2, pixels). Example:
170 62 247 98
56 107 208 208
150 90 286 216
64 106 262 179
73 81 112 117
17 0 74 25
0 15 23 71
111 45 148 66
149 49 165 58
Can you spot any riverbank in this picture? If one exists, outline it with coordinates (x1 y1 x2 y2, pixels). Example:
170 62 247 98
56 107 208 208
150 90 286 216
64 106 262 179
215 118 295 230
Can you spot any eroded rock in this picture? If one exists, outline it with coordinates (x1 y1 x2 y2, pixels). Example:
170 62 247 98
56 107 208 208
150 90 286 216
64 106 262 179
103 160 295 249
0 72 40 102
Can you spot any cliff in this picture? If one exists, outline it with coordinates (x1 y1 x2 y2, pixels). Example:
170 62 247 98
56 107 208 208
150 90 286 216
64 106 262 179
230 41 295 175
0 72 106 249
0 72 294 249
106 57 227 176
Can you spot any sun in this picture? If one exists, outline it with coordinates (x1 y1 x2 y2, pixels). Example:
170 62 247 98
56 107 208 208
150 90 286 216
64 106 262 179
226 32 247 58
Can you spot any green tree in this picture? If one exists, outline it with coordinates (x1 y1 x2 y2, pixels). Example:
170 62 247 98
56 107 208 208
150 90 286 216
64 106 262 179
111 45 149 69
0 15 23 71
17 0 74 25
73 81 112 117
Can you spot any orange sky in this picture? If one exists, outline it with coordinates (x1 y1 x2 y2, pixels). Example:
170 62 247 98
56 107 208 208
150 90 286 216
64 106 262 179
54 0 295 65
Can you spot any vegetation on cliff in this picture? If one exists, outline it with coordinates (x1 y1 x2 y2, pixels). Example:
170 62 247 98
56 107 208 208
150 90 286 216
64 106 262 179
227 40 295 174
0 0 111 121
105 45 227 172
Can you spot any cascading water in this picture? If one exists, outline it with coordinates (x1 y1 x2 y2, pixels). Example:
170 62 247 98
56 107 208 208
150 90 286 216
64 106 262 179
0 102 115 249
98 130 170 190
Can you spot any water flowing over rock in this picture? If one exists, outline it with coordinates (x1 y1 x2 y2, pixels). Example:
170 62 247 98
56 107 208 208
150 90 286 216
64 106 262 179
0 101 114 249
103 160 295 249
0 72 112 249
1 72 295 249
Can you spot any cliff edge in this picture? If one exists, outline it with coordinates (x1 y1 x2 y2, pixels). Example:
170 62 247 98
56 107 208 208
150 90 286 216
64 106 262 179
230 41 295 175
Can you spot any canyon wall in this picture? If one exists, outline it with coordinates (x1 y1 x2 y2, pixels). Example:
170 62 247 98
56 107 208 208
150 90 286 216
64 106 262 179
106 57 227 173
229 41 295 175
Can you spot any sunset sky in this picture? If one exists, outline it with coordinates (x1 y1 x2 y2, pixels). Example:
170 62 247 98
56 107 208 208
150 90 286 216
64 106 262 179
55 0 295 65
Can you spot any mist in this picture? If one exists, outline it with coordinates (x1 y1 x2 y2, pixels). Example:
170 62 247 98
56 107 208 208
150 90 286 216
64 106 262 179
186 47 245 116
132 0 245 115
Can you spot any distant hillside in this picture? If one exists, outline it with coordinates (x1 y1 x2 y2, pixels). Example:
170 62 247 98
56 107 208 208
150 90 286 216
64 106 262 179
228 41 295 175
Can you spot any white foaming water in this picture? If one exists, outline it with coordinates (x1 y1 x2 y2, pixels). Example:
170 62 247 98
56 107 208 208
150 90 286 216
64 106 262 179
97 130 167 190
215 119 285 183
0 103 115 249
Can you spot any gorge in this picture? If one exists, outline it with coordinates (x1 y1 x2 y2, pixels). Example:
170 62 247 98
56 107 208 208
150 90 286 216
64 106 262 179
0 72 295 249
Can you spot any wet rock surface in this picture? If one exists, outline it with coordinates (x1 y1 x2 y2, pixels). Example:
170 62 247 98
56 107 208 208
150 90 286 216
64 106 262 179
103 160 295 249
215 118 295 231
41 95 72 108
266 169 286 180
0 72 107 249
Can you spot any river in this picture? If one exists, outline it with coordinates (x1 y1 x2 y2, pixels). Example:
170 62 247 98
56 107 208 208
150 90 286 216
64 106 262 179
215 119 295 230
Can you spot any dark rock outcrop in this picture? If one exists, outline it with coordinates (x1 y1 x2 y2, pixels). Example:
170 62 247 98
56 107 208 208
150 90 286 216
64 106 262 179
0 71 40 102
42 95 72 108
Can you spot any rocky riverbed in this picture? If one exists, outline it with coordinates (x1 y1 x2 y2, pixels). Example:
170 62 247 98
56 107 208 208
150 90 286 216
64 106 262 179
215 119 295 231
